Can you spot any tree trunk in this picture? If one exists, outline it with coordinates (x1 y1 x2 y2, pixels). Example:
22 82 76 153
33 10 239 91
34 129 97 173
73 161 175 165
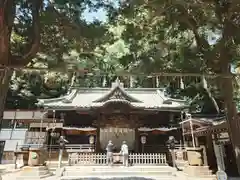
217 44 240 174
221 76 240 175
0 69 12 127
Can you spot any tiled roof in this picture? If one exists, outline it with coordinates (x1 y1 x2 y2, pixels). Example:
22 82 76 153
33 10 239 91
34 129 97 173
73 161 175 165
38 80 187 110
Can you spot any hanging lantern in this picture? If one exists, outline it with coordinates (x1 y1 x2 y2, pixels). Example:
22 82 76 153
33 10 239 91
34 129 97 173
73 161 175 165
140 135 147 144
89 135 95 144
60 113 65 122
202 75 208 89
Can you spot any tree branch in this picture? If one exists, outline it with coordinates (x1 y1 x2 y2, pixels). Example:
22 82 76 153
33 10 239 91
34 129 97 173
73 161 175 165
174 3 209 50
11 0 42 67
0 0 15 66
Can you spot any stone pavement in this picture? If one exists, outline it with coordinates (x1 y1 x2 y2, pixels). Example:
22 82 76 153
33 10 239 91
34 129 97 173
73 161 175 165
0 164 239 180
1 171 240 180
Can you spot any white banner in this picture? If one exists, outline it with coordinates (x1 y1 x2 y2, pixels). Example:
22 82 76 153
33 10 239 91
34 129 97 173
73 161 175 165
100 127 135 150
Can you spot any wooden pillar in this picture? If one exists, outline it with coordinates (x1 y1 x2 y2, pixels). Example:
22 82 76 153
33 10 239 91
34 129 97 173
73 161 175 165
96 126 100 152
195 136 199 147
131 114 139 153
95 114 101 152
200 145 208 166
135 127 139 152
206 134 217 169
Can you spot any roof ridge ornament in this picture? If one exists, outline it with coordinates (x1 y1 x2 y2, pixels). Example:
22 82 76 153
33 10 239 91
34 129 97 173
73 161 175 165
111 77 124 89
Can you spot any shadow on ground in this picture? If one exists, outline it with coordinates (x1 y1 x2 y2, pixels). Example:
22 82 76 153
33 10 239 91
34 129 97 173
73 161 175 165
62 178 155 180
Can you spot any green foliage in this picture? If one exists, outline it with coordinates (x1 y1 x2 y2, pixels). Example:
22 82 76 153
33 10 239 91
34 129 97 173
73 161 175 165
6 0 240 115
5 0 112 109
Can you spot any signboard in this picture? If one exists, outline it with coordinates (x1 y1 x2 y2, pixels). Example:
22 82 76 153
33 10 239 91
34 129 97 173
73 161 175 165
217 132 230 144
218 132 229 139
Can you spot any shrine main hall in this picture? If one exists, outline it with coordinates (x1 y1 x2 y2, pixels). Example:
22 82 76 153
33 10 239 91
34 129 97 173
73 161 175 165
36 78 187 153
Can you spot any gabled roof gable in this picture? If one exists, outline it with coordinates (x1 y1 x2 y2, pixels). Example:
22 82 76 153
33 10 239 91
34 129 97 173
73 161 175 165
93 85 142 103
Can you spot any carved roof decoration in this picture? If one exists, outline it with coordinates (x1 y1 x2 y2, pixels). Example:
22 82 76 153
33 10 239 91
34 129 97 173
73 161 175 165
37 79 188 111
93 85 142 103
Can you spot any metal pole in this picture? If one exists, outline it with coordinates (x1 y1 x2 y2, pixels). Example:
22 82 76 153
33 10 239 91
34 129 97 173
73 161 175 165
58 148 63 168
40 111 43 133
181 111 186 147
190 119 196 148
49 110 56 164
14 142 18 169
142 143 144 153
10 110 17 140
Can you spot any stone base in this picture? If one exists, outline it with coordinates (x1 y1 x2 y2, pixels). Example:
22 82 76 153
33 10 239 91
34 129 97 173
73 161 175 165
56 167 65 177
19 166 52 179
176 160 188 169
183 165 216 179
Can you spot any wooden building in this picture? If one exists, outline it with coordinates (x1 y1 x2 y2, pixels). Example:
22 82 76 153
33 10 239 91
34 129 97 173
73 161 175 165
36 78 188 153
182 115 238 177
0 110 44 163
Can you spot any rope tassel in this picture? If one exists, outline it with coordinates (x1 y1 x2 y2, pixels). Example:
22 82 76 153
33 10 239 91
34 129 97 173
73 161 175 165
202 75 208 89
130 76 134 88
102 76 106 87
180 76 184 89
156 76 159 88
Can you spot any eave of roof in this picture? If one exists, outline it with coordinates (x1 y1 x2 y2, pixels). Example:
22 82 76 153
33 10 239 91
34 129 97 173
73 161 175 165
37 85 188 110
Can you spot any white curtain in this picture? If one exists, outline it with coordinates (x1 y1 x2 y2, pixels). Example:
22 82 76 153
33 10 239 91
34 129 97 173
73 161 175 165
100 128 135 150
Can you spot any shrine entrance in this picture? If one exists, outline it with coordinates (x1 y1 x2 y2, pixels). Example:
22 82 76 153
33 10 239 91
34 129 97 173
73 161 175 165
100 127 135 150
96 106 139 152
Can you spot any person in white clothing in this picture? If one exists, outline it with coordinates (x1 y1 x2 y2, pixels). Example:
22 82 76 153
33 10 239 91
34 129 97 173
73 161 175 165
120 141 129 166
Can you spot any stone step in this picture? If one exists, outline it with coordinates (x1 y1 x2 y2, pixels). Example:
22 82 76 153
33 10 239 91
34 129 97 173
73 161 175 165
63 171 174 176
63 168 174 174
183 166 215 178
63 166 176 177
64 165 171 170
61 175 174 180
47 162 68 174
18 166 53 180
186 175 216 179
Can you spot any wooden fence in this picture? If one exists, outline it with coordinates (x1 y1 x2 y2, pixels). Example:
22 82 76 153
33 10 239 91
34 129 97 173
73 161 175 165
68 153 167 166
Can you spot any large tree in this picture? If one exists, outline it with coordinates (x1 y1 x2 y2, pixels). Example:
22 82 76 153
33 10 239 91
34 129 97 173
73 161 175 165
0 0 108 117
106 0 240 172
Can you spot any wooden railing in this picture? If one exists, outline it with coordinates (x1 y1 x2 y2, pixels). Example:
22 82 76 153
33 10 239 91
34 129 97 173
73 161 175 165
129 153 167 165
16 144 94 152
68 153 107 165
65 144 95 152
68 153 167 166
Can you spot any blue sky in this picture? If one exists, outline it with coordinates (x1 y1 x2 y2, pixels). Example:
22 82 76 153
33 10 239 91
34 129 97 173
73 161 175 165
81 0 118 23
82 8 108 22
